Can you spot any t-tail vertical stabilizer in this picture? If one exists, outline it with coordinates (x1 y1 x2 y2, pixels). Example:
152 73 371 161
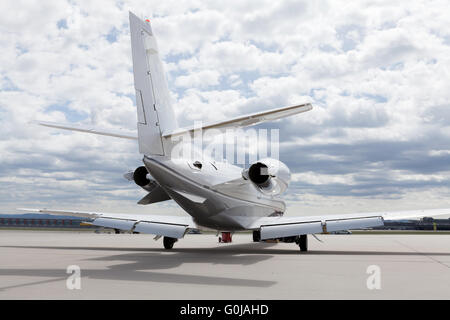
129 12 178 157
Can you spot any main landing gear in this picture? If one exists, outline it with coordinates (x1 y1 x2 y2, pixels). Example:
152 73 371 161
296 234 308 252
253 230 261 242
252 230 308 252
163 236 178 249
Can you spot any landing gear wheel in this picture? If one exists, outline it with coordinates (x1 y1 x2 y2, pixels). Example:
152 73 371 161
253 230 261 242
163 237 177 250
297 235 308 252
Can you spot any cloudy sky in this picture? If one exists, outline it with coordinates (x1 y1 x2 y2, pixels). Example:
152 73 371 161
1 0 450 217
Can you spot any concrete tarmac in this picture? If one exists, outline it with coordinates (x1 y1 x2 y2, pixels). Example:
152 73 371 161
0 230 449 299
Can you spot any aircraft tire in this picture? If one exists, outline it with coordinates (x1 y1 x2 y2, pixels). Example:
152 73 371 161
252 230 261 242
163 236 177 249
298 234 308 252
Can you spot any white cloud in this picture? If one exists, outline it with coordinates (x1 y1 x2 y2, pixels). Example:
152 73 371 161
175 70 221 88
1 0 450 215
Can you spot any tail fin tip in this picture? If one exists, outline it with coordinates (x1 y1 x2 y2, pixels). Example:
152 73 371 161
129 10 177 157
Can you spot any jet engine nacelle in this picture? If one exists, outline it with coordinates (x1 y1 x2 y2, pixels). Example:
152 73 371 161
132 166 155 190
243 158 291 195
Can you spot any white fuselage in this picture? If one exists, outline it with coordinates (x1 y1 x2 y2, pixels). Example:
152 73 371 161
144 155 286 231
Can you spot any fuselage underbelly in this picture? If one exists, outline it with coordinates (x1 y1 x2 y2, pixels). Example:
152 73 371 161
143 156 285 230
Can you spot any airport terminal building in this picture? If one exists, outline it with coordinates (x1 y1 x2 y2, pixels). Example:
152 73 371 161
0 213 95 229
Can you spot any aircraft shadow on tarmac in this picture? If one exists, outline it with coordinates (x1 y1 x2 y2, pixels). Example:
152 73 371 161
0 242 280 291
1 242 450 292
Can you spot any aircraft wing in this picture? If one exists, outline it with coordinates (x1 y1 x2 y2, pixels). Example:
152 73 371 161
18 208 197 239
250 208 450 240
163 103 312 139
37 121 138 140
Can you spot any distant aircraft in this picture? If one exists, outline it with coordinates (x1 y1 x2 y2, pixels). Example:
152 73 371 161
22 12 450 251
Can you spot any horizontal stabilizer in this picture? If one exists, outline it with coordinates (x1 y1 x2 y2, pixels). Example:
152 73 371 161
37 121 138 140
163 103 312 139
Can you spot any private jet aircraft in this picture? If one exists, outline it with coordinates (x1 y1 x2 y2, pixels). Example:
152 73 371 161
23 12 450 251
